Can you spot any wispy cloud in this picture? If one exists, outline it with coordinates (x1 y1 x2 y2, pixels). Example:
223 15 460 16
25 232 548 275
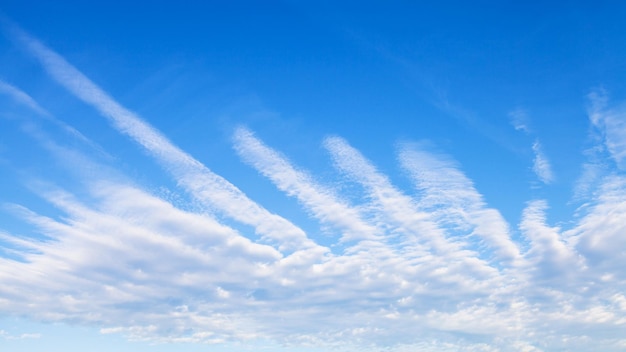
2 24 626 351
0 329 41 340
0 79 109 157
587 89 626 170
0 80 50 117
321 136 508 295
532 140 555 184
233 126 379 243
398 143 522 263
323 136 451 255
571 90 623 201
509 108 555 184
10 26 319 254
509 108 531 133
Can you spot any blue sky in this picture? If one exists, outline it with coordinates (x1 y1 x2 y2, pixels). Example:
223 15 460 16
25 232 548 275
2 1 626 351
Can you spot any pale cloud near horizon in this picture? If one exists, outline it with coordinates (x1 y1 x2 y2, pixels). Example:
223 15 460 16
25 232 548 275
2 27 626 351
0 329 41 340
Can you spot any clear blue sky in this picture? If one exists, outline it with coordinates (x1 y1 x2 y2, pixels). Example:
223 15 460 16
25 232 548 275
2 1 626 351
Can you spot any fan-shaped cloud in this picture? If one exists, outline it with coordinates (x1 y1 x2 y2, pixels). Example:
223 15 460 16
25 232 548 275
1 25 626 352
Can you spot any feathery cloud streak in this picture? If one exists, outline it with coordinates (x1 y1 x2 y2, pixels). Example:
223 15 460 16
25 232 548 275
531 140 554 184
10 26 318 254
2 25 626 351
233 126 379 243
509 109 554 184
398 144 522 263
588 89 626 170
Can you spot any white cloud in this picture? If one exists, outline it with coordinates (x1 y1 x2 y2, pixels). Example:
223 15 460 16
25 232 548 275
531 140 555 184
509 108 531 133
0 79 102 153
323 136 451 255
2 25 626 351
398 143 522 264
570 175 626 272
519 199 580 282
572 144 607 201
11 26 319 255
0 329 41 340
0 80 50 117
509 109 555 184
0 180 288 341
3 116 626 350
233 126 379 243
588 89 626 170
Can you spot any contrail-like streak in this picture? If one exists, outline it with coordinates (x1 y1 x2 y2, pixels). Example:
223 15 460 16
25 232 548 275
398 144 522 264
0 80 51 117
233 126 379 242
323 136 455 253
11 26 318 253
0 79 104 153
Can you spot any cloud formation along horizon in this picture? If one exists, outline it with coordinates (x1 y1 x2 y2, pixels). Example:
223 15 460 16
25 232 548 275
1 26 626 351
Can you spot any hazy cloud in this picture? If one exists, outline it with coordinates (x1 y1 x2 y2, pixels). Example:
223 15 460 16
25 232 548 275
532 140 555 184
588 89 626 170
509 108 531 133
509 109 555 184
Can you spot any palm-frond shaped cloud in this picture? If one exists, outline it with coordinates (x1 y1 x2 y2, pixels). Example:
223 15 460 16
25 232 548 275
1 27 626 352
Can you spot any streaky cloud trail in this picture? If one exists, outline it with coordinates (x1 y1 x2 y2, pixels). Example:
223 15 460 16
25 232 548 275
324 136 460 253
3 20 626 352
322 136 504 284
0 80 51 117
0 79 105 154
10 26 320 254
398 144 522 264
508 108 555 185
233 126 379 243
531 140 554 184
588 89 626 170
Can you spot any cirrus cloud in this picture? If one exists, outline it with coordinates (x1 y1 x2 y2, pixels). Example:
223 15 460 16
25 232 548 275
1 25 626 352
